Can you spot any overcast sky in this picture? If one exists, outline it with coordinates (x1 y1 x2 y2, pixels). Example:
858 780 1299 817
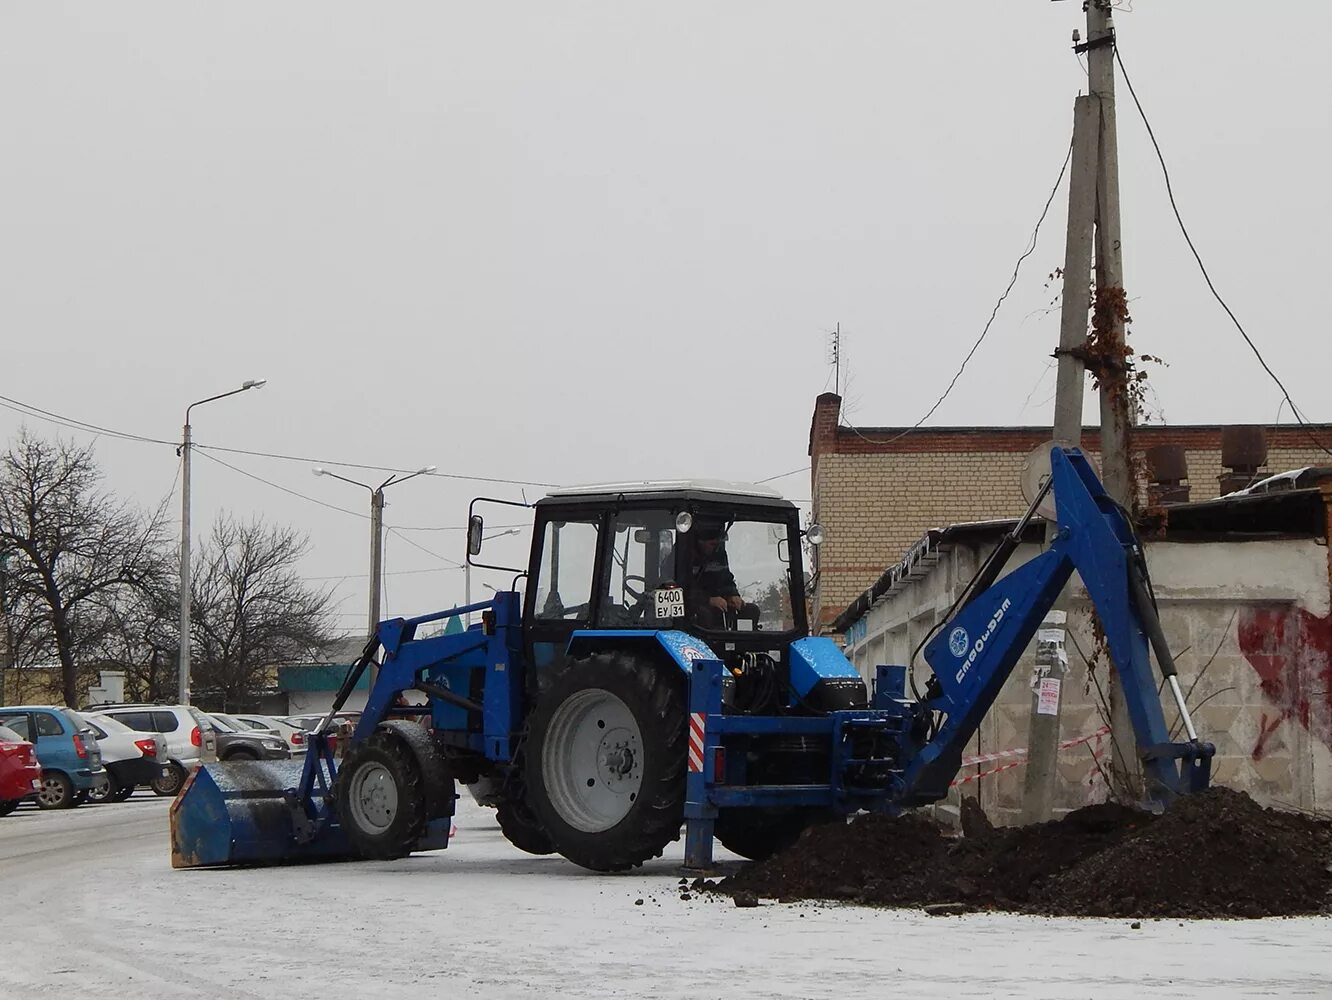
0 3 1326 631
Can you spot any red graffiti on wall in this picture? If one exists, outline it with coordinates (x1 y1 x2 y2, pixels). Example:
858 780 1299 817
1237 606 1332 758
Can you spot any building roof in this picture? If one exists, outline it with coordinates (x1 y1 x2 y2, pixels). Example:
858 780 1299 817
832 485 1329 635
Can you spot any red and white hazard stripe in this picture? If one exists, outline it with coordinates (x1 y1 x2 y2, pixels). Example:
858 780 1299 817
949 726 1111 787
687 712 706 773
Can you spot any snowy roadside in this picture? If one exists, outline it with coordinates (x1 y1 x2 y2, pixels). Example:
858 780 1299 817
1 796 1328 999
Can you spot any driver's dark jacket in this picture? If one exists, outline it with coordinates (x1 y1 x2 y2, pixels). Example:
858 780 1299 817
690 548 739 601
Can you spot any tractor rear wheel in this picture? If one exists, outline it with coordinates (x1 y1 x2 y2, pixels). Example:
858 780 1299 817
334 729 428 860
525 653 686 872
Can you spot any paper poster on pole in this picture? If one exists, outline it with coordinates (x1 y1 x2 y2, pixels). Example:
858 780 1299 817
1036 677 1062 715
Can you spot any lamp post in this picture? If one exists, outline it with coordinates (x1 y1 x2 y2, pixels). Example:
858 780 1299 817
312 465 435 687
465 527 520 626
179 379 267 706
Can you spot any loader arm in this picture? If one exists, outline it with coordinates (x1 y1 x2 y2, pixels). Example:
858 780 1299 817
900 447 1214 806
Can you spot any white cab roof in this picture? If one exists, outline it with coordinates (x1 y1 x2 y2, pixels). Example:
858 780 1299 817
546 478 785 501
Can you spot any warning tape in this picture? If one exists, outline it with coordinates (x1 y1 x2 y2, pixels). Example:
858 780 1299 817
950 726 1111 787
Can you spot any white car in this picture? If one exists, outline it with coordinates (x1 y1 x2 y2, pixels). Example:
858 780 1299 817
229 714 307 752
75 712 169 803
89 704 218 795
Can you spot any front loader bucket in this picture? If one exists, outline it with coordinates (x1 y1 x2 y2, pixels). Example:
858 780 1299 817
170 760 351 869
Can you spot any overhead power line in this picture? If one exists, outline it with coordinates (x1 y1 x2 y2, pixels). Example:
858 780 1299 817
756 465 810 485
0 394 176 446
0 389 561 486
843 133 1075 449
1114 45 1332 458
194 450 369 519
194 442 560 488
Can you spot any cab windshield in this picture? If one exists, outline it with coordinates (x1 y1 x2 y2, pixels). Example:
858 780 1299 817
598 511 796 633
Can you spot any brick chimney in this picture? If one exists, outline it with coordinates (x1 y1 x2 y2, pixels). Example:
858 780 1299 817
808 393 842 473
1219 426 1268 495
1145 444 1190 505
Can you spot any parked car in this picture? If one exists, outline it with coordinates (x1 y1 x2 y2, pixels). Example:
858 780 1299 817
0 706 104 809
0 724 41 816
224 714 306 753
88 703 217 796
75 711 168 803
283 712 361 752
198 714 291 761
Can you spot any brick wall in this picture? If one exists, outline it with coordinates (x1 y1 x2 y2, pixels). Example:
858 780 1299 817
808 394 1332 630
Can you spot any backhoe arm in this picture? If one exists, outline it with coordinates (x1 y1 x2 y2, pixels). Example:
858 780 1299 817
900 447 1213 806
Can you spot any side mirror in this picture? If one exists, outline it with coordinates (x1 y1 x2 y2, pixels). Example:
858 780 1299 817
467 515 485 556
804 523 825 546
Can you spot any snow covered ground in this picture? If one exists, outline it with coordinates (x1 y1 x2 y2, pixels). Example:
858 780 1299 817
2 794 1328 999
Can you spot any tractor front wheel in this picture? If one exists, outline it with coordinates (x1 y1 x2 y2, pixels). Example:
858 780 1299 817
525 653 686 872
334 729 428 860
496 796 556 856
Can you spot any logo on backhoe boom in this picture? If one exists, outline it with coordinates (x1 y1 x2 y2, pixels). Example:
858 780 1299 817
953 598 1012 685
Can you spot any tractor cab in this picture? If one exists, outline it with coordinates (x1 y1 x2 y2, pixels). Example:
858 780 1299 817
471 479 818 695
530 478 810 644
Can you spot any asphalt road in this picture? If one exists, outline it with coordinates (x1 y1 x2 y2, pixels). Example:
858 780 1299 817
4 792 1330 999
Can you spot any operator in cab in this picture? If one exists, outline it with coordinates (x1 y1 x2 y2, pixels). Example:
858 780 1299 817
687 522 758 629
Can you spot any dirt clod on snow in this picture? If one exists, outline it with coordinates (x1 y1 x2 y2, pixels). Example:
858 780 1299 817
709 788 1331 918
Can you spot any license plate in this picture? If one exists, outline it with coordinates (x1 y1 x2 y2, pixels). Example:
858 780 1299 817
653 587 685 620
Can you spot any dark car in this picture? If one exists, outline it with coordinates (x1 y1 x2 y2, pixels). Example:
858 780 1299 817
200 714 291 761
0 724 42 815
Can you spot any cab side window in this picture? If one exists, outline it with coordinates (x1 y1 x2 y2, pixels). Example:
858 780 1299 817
532 519 600 623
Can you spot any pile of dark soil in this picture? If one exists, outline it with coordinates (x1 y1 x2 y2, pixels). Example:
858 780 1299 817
708 788 1331 918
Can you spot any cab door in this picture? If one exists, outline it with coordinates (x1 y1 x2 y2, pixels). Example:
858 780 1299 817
523 512 604 680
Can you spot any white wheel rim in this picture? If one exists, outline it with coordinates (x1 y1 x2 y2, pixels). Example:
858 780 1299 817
542 688 644 834
39 777 66 806
347 761 399 835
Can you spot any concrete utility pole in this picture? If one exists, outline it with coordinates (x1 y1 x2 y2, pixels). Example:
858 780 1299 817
369 489 385 639
1087 1 1133 508
312 465 435 690
179 380 267 707
1021 1 1139 817
0 551 10 705
1086 0 1141 800
1019 94 1100 824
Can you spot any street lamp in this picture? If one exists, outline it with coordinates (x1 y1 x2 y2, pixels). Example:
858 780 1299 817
312 465 436 684
465 527 520 626
179 379 267 706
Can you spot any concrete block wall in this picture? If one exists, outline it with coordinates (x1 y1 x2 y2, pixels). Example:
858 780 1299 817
843 533 1332 822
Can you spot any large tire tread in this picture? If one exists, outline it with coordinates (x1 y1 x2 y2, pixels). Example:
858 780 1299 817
526 652 687 872
334 728 428 860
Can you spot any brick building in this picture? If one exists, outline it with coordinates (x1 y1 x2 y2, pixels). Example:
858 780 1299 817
807 392 1332 633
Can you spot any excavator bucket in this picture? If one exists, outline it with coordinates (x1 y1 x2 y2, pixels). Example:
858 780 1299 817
170 760 351 869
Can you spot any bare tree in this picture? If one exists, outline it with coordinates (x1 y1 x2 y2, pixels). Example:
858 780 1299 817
190 515 336 710
91 580 180 703
0 431 170 706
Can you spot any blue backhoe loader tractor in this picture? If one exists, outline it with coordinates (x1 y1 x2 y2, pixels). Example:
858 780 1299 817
170 449 1214 872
